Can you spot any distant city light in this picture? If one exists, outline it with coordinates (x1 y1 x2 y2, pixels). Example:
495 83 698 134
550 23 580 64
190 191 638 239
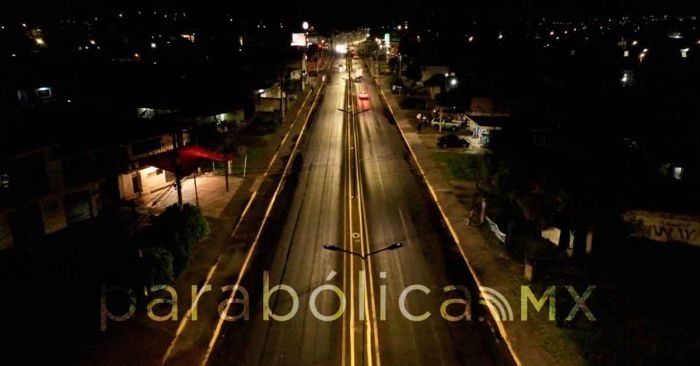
450 78 458 86
89 39 96 45
35 38 46 46
302 21 309 30
621 70 634 86
150 42 157 49
468 36 474 42
335 43 348 54
681 48 689 58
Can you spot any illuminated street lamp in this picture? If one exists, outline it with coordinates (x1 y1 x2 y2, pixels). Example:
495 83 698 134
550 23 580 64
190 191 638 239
446 72 458 91
302 21 309 30
323 242 405 259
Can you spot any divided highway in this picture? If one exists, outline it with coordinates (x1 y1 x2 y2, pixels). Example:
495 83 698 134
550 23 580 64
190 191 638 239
209 56 512 366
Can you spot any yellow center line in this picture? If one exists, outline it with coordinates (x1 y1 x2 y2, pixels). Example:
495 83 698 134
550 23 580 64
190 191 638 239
357 78 383 366
341 79 348 364
346 76 356 366
350 66 381 366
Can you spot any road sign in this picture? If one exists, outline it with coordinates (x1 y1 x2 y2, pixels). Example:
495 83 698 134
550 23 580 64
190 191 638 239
291 33 306 47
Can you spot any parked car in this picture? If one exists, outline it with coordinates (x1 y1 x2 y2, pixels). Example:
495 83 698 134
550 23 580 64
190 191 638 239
431 118 466 131
437 134 469 148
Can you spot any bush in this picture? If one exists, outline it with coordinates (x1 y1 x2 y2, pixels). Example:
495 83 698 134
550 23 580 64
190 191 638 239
142 246 175 286
151 204 210 276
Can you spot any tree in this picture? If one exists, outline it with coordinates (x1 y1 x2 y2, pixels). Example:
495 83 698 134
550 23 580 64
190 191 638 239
358 39 379 56
405 61 422 82
151 204 210 276
142 246 175 286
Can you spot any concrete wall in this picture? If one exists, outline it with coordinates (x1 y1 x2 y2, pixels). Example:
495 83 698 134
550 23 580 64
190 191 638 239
623 210 700 246
119 173 136 200
118 166 168 200
256 98 282 113
41 198 67 234
140 166 167 193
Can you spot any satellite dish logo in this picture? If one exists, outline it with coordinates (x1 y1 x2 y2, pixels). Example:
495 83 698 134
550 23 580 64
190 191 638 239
479 287 514 321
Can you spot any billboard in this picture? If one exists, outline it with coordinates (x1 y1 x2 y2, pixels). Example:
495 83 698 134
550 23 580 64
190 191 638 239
291 33 306 47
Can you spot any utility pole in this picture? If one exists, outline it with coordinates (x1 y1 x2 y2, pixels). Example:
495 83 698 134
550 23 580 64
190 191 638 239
193 173 199 207
398 53 402 79
172 132 183 208
243 154 248 179
279 70 285 124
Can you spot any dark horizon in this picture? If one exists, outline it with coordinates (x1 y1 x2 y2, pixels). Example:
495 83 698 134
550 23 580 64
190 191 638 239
5 0 700 27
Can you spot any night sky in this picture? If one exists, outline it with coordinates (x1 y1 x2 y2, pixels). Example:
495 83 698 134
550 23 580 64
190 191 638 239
5 0 700 26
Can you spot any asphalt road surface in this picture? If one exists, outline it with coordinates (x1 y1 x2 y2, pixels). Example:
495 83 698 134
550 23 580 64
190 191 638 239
210 57 511 366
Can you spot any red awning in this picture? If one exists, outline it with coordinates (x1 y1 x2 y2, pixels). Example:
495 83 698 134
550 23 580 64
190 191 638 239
141 146 234 176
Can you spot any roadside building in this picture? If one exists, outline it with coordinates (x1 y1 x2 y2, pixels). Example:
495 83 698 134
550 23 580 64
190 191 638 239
0 142 104 249
467 115 510 147
112 122 191 201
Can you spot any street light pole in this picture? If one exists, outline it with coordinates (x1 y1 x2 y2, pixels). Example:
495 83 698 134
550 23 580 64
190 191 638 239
322 242 404 259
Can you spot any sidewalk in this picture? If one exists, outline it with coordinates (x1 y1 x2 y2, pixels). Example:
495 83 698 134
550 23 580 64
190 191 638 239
76 66 329 365
373 74 587 366
135 176 242 219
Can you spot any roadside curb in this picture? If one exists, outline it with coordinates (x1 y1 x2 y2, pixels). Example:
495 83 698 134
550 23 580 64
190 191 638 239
160 68 329 366
373 75 524 366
